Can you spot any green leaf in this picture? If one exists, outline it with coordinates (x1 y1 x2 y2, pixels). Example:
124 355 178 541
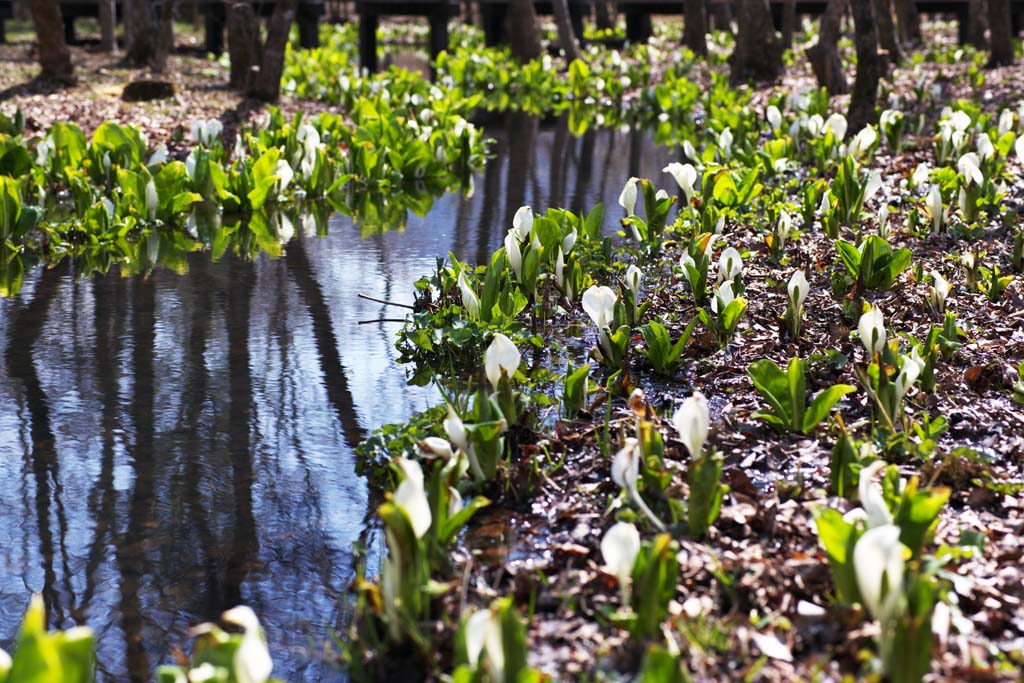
747 359 792 431
802 384 856 434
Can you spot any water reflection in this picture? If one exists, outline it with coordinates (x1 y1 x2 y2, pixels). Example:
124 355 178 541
0 117 674 681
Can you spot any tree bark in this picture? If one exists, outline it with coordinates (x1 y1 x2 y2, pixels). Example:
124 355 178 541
594 0 615 29
29 0 74 82
871 0 900 64
731 0 784 84
987 0 1014 65
247 0 299 101
848 0 881 132
807 0 848 93
892 0 921 44
551 0 582 61
151 0 176 74
124 0 158 66
685 0 708 55
780 0 797 49
967 0 988 49
99 0 116 52
228 1 259 89
507 0 542 62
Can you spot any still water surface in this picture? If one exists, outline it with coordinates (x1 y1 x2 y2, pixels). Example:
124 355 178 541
0 117 674 681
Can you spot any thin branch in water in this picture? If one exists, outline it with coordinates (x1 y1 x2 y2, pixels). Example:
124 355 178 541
358 318 407 325
357 293 414 309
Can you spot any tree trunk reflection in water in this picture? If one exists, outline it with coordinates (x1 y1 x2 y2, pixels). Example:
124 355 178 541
5 262 69 624
116 273 156 683
285 237 367 449
504 112 538 232
476 126 507 266
225 257 259 609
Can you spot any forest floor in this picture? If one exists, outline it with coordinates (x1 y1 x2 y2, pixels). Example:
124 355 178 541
0 16 1022 682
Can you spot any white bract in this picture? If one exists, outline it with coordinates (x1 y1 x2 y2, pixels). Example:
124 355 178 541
824 113 848 142
858 305 886 357
147 142 168 166
672 392 709 459
484 333 521 390
711 280 735 314
718 127 733 155
1016 134 1024 162
190 119 224 146
503 230 523 280
619 177 639 215
465 607 505 682
788 269 809 311
582 285 617 329
601 521 641 602
512 205 533 241
853 524 906 626
624 265 642 301
458 271 480 321
927 186 944 233
274 160 294 194
894 349 925 406
957 152 984 186
663 162 697 203
394 458 431 538
767 105 783 131
221 606 274 683
927 270 950 314
717 247 742 284
848 126 877 158
145 179 158 220
611 438 665 530
910 162 931 190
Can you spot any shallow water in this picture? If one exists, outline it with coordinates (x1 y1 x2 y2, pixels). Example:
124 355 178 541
0 118 674 681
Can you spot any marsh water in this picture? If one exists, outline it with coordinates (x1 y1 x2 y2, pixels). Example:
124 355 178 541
0 116 675 682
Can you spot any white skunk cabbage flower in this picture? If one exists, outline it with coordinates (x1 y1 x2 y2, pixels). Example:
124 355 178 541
766 105 783 131
927 270 950 314
618 177 639 215
394 458 431 538
624 264 642 301
910 162 930 190
855 460 894 528
710 280 735 314
976 133 994 161
147 142 168 166
512 205 533 241
663 162 697 203
503 230 523 280
672 392 709 459
858 305 886 357
582 285 617 330
274 159 294 194
221 606 274 683
824 113 848 142
788 269 809 311
927 185 944 233
458 271 479 321
601 521 641 602
717 247 742 284
145 179 159 220
190 119 223 146
484 333 521 390
848 126 877 158
894 349 925 406
718 127 733 156
464 606 505 681
853 524 906 626
1015 134 1024 162
957 152 984 186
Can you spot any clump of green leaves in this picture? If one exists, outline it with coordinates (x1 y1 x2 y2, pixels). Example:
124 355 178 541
747 357 855 435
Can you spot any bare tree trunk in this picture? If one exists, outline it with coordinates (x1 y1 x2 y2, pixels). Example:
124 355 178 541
99 0 116 52
848 0 880 131
594 0 614 29
871 0 900 64
151 0 176 73
685 0 708 55
247 0 299 101
988 0 1014 65
551 0 582 61
507 0 542 62
125 0 158 65
807 0 848 93
780 0 797 48
967 0 988 49
892 0 921 43
228 1 259 89
731 0 783 83
29 0 74 82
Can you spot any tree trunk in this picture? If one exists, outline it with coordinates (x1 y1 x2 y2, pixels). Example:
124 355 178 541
780 0 797 48
551 0 582 61
247 0 299 101
98 0 116 52
507 0 542 62
151 0 176 73
731 0 783 83
594 0 614 29
685 0 708 55
228 1 259 89
848 0 880 131
967 0 988 49
29 0 74 82
807 0 848 93
125 0 154 65
892 0 921 44
871 0 900 64
988 0 1014 65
